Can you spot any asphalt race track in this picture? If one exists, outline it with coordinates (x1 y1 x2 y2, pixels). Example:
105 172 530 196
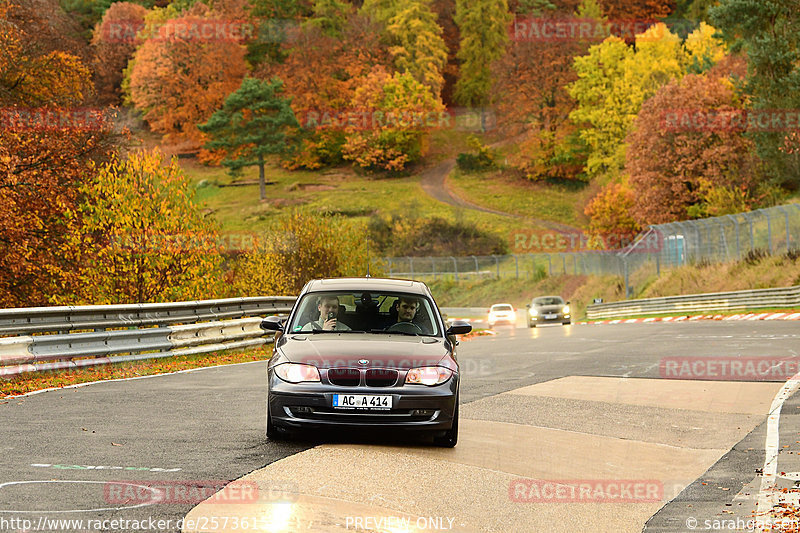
2 321 800 532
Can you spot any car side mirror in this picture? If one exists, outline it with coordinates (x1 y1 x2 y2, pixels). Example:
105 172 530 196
260 316 284 332
525 304 531 308
446 320 472 336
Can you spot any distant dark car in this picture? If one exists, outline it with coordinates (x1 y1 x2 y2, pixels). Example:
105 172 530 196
260 277 471 447
526 296 571 327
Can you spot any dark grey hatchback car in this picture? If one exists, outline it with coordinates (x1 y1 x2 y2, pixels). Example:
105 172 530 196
526 295 571 327
260 278 471 447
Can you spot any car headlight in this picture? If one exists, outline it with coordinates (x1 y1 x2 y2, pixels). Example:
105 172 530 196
274 363 320 383
405 366 453 386
563 305 570 314
529 308 538 316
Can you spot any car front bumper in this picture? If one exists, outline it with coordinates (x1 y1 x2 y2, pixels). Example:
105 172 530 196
529 313 570 324
268 374 458 431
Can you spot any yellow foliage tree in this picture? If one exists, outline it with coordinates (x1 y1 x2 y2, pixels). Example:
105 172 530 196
232 211 382 296
58 150 223 304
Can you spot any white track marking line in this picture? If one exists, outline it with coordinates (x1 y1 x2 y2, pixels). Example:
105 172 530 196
757 373 800 526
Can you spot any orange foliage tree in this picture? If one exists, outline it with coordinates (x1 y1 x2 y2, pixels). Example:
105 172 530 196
584 182 641 248
626 59 760 225
91 1 148 105
126 2 249 151
257 15 391 169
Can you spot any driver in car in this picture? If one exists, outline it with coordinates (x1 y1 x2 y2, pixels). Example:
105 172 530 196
395 296 419 323
301 295 351 331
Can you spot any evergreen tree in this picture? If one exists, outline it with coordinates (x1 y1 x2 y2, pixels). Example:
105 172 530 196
711 0 800 190
199 78 299 200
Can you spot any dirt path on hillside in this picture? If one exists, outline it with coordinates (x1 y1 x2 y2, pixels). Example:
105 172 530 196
418 153 581 235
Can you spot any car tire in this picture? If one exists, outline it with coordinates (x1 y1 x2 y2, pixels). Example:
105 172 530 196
562 321 571 326
433 398 459 448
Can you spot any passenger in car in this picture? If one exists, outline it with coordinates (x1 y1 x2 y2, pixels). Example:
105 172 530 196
301 295 351 331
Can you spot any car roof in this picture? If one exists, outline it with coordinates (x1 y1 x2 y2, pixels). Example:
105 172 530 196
534 295 564 300
491 303 513 308
302 277 431 296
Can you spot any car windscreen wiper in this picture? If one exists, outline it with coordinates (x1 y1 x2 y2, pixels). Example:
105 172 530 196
306 329 367 334
369 329 420 336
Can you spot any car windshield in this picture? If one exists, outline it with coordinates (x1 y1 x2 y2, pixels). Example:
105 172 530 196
534 297 564 306
491 304 513 311
287 291 440 336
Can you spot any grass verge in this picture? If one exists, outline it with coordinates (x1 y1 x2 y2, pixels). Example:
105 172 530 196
0 346 272 399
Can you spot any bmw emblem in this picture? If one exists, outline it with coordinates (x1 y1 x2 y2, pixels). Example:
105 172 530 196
358 359 369 366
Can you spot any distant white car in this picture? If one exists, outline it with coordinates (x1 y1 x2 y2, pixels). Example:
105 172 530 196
488 303 516 328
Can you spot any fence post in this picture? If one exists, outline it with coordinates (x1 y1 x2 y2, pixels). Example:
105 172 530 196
727 215 740 259
409 256 414 277
493 255 500 278
450 256 458 281
777 205 790 253
513 254 519 279
546 254 552 276
562 253 567 274
765 209 773 254
622 256 631 299
471 255 478 276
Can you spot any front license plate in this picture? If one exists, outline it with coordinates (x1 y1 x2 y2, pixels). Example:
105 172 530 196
544 313 557 319
332 394 392 409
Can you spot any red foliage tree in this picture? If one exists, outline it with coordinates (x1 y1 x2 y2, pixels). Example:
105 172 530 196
626 58 760 225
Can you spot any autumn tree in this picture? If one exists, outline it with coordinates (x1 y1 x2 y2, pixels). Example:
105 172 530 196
126 2 249 151
0 3 92 106
453 0 512 107
342 69 445 172
711 0 800 190
91 2 148 105
493 0 599 180
584 182 641 248
304 0 353 37
626 66 760 225
199 78 299 201
385 0 449 98
59 150 222 305
0 112 118 307
233 211 378 296
258 15 391 168
568 23 685 179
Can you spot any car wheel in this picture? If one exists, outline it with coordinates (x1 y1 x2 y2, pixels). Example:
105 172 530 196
433 398 459 448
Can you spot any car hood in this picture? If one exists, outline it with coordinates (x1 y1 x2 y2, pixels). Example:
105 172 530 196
277 333 452 369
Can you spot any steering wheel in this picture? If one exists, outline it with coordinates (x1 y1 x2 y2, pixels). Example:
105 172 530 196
385 321 423 334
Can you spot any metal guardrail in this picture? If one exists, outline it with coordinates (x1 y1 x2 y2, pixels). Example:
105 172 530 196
585 285 800 319
0 297 295 377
